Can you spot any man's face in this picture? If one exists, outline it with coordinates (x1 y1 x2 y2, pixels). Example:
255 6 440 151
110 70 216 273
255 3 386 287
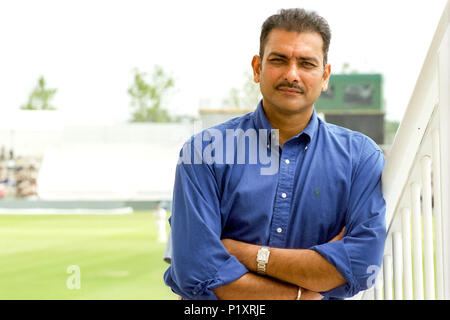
252 29 331 116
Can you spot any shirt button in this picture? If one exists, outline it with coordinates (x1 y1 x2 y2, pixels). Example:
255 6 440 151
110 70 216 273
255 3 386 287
277 227 283 233
305 146 308 150
285 159 290 164
281 193 287 198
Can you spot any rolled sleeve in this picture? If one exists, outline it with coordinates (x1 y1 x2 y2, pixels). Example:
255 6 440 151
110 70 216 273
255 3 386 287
310 145 386 299
163 137 249 300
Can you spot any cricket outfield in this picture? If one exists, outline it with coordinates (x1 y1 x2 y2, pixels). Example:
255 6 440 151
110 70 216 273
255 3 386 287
0 211 176 300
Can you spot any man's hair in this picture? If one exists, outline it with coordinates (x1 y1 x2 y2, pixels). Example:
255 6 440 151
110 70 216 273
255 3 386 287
259 8 331 66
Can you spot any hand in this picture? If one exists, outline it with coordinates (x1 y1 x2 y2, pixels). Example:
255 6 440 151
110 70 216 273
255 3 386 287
299 287 323 300
329 226 345 243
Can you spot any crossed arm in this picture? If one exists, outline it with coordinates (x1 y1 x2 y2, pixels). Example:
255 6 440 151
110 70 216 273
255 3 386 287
213 228 346 300
168 142 386 300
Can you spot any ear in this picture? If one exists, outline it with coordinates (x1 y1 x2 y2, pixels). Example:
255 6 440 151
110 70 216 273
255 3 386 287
251 55 261 83
321 64 331 91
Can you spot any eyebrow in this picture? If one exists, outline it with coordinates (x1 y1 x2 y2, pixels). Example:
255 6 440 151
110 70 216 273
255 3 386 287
268 52 319 64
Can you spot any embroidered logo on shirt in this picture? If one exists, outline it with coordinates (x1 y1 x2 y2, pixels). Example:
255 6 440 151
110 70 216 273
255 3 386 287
315 188 319 196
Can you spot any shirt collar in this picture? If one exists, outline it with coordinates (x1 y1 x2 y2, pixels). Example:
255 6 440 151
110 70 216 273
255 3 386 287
252 100 319 144
252 100 274 132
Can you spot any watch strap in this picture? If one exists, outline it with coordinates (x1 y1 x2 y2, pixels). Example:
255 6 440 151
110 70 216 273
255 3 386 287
256 246 270 275
296 287 302 300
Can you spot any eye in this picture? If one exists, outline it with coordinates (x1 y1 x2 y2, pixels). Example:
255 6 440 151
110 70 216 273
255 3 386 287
269 58 284 64
300 61 316 68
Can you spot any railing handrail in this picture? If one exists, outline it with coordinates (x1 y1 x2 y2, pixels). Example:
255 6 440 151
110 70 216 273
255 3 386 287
382 0 450 227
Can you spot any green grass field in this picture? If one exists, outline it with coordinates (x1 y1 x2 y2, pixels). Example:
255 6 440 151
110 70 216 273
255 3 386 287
0 211 177 300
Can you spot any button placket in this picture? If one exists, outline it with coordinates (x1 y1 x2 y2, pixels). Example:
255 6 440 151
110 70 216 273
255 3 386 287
268 146 298 247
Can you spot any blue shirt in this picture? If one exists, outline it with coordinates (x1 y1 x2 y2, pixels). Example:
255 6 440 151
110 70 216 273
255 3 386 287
164 101 386 300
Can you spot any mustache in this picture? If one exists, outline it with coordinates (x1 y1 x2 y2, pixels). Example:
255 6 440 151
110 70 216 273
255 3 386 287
276 82 305 93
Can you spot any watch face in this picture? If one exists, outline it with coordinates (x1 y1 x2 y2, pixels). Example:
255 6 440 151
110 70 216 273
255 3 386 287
259 251 269 260
258 248 270 261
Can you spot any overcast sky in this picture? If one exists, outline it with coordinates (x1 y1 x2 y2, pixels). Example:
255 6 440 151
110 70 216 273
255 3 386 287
0 0 447 125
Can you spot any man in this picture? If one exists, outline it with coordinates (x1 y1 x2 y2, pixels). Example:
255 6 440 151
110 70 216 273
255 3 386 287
164 8 386 300
154 202 168 243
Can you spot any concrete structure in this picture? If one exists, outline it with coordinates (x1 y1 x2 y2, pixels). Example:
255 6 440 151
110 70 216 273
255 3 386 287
0 110 196 203
198 108 255 130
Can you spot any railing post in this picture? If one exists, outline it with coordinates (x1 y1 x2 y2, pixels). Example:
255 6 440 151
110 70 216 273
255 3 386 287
374 268 384 300
420 156 435 299
393 232 403 300
410 182 424 299
432 130 444 300
383 254 393 300
438 23 450 300
401 208 413 300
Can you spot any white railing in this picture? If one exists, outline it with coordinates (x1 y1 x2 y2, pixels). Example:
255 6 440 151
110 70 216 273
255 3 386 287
362 0 450 300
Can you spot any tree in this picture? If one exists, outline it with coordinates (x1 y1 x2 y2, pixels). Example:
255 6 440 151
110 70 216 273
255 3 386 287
127 66 175 122
21 76 57 110
341 62 359 74
222 70 262 109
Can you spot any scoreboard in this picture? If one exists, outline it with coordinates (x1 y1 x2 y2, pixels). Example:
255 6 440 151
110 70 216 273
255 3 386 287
315 74 384 144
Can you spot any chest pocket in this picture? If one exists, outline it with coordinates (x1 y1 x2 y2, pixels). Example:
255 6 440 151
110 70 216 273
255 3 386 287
220 166 278 245
287 167 348 248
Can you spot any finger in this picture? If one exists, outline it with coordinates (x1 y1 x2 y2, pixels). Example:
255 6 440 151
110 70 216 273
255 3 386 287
336 227 345 240
329 226 346 242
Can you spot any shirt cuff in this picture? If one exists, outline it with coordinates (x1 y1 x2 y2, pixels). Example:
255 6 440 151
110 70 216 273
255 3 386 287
191 255 249 299
310 240 361 298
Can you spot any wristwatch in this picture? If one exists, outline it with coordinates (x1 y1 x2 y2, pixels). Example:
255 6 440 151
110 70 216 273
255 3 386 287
256 246 270 275
296 287 302 300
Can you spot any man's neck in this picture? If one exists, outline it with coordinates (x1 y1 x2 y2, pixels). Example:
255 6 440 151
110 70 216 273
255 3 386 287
262 103 313 147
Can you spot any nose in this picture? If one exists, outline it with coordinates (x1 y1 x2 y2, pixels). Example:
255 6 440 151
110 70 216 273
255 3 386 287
284 61 300 83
